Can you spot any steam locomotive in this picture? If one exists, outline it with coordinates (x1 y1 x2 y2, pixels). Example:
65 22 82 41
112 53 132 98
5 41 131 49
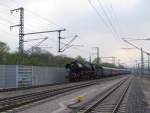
65 60 130 82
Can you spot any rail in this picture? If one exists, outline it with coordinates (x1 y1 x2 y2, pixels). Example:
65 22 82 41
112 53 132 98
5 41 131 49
78 77 132 113
0 80 99 112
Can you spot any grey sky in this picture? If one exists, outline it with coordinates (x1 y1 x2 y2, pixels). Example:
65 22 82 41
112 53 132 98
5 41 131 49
0 0 149 67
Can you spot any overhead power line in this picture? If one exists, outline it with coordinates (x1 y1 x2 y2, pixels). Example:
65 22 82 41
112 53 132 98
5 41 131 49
88 0 120 40
60 35 78 52
88 0 111 31
0 0 65 30
10 0 65 29
107 0 122 35
25 10 65 29
123 38 150 41
97 0 120 39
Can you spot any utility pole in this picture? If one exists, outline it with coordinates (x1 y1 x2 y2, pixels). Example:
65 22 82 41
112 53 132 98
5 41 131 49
58 30 63 52
122 37 150 75
10 7 66 54
97 47 100 65
138 63 140 75
118 59 120 66
89 55 92 63
141 48 144 75
112 57 116 65
122 38 150 76
135 60 138 75
23 29 66 52
148 54 150 74
10 7 24 64
94 47 100 65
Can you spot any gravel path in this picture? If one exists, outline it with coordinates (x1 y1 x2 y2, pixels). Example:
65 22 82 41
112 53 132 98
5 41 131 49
126 76 148 113
141 76 150 113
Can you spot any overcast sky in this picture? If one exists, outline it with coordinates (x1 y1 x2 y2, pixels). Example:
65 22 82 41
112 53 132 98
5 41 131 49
0 0 150 67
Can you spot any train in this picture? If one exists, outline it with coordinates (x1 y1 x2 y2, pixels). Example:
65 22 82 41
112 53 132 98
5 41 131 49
65 60 130 82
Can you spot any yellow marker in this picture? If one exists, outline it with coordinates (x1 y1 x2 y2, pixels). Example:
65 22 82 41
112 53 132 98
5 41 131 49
76 96 85 102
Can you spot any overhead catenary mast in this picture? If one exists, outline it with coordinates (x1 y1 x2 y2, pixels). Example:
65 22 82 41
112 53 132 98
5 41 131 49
23 29 66 52
10 7 80 65
93 47 100 65
10 7 68 62
10 7 24 64
122 38 149 75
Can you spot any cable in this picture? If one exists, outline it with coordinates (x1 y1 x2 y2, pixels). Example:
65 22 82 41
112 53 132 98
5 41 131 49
97 0 120 39
88 0 117 39
0 0 65 29
10 0 65 29
0 16 15 25
102 0 115 23
0 0 77 46
107 0 122 37
25 10 65 29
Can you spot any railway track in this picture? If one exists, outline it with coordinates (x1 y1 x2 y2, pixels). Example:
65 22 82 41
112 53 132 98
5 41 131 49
0 76 128 112
0 76 123 93
0 77 126 112
77 77 132 113
0 76 125 100
0 80 99 112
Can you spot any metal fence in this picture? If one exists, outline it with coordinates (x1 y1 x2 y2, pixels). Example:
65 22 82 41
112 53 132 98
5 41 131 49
0 65 17 88
32 66 67 86
18 65 32 87
0 65 67 89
